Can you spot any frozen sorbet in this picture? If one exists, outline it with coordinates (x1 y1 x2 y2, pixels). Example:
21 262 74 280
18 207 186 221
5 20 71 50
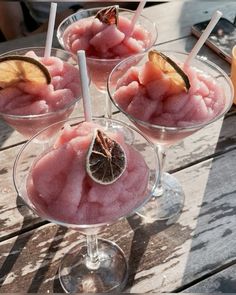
62 13 151 59
113 55 226 127
0 51 81 116
27 121 149 225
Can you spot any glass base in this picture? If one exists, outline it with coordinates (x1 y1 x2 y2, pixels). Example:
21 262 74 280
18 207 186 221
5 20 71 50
59 238 128 293
137 172 185 221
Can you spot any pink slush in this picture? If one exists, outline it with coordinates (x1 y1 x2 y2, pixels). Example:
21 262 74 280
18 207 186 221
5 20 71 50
0 50 81 138
61 10 155 90
26 121 149 225
63 15 151 58
113 56 227 144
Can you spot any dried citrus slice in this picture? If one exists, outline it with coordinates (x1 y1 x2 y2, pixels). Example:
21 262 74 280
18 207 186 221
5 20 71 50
95 5 119 25
0 55 51 88
148 50 190 91
86 129 126 185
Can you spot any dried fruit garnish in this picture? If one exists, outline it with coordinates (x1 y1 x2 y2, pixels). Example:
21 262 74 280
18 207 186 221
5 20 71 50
148 50 190 92
95 5 119 25
86 129 126 185
0 55 51 89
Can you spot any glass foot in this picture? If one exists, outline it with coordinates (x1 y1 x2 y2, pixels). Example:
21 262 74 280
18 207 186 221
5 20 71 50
137 172 185 221
59 239 128 293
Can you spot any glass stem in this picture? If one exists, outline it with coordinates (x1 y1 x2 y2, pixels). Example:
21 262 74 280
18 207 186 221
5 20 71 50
86 234 100 270
155 145 167 196
105 93 112 119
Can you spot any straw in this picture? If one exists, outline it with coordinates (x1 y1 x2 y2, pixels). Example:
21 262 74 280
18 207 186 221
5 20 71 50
127 1 147 36
44 2 57 58
185 10 222 65
77 50 92 122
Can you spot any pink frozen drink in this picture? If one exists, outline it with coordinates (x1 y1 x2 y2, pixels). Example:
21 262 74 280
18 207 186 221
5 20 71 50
109 50 231 145
0 48 82 138
108 49 233 222
26 121 149 225
57 6 157 90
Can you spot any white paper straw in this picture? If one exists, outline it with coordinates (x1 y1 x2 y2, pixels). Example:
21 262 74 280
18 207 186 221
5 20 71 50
185 10 222 65
77 50 92 122
127 1 147 36
44 2 57 58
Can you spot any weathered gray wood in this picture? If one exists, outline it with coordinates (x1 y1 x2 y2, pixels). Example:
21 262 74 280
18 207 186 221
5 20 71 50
0 119 26 149
1 1 235 55
144 1 236 44
127 148 236 292
0 1 234 64
183 264 236 293
0 220 134 292
0 34 60 55
1 149 236 292
0 144 42 241
113 112 236 172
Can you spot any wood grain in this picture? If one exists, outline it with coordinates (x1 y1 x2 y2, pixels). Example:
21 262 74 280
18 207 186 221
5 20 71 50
1 149 236 292
183 264 236 293
144 1 236 44
2 109 236 241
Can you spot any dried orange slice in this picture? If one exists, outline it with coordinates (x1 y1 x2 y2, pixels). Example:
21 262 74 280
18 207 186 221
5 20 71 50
86 129 126 185
0 55 51 89
148 50 190 91
95 5 119 25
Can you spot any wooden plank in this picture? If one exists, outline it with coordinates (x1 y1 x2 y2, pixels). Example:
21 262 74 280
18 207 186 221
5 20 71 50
1 149 236 292
113 111 236 172
0 2 235 55
0 34 60 55
183 264 236 293
2 109 236 239
0 220 131 292
0 144 42 241
144 1 236 44
127 148 236 292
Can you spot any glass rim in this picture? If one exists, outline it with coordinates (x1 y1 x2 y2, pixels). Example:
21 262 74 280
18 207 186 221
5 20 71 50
13 116 160 229
107 50 234 132
0 46 81 119
56 7 158 62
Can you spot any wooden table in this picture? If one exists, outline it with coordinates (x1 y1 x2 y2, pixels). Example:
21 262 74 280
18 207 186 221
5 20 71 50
1 1 236 293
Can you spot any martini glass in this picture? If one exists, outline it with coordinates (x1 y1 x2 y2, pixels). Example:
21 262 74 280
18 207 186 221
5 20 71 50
0 47 81 141
108 50 234 221
13 116 159 293
57 6 157 118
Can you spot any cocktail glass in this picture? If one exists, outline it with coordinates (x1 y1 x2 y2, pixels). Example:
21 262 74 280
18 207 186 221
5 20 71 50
108 50 234 221
57 6 157 117
13 116 159 293
0 47 81 141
